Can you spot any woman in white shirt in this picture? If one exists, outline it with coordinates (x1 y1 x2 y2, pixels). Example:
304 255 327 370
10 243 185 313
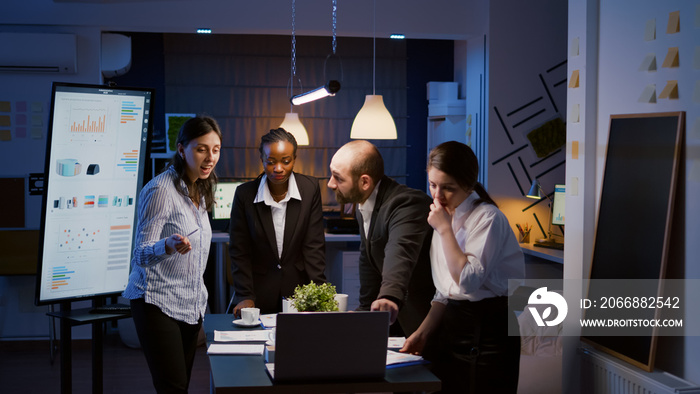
401 141 524 393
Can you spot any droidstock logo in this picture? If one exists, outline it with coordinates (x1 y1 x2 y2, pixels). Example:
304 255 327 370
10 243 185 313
528 287 568 327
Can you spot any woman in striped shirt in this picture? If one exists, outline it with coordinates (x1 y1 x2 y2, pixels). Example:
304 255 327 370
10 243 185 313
123 115 222 394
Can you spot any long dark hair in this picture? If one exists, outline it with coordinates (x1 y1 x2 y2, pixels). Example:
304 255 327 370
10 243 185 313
427 141 497 207
169 115 222 209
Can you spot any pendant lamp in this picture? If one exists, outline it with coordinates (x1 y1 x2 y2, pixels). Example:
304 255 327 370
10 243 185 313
279 112 309 145
350 0 397 140
278 0 309 145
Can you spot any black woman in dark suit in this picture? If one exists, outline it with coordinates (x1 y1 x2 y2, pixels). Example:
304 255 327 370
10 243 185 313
228 128 326 316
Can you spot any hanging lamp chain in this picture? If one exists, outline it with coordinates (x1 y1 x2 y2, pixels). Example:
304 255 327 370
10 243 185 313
331 0 337 55
291 0 297 78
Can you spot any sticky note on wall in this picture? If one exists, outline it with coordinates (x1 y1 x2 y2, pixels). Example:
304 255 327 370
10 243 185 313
662 47 679 68
658 80 678 99
570 37 579 57
667 10 680 34
0 101 10 112
571 141 579 160
644 19 656 41
569 104 580 123
0 130 11 141
639 54 657 71
638 84 657 103
569 70 580 88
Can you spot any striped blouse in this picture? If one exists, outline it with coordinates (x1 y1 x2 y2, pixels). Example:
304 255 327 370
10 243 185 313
122 166 211 325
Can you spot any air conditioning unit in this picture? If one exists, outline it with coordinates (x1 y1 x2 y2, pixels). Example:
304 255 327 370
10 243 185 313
0 32 77 74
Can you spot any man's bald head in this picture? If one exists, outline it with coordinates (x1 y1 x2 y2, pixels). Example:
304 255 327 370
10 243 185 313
334 140 384 184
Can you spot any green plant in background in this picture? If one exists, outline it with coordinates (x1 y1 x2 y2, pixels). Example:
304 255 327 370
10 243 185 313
165 114 194 152
289 282 338 312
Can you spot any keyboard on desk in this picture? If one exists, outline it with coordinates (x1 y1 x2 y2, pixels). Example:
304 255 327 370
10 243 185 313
533 241 564 250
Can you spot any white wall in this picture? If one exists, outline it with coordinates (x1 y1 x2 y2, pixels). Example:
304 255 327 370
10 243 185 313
0 25 103 339
591 0 700 384
487 0 568 242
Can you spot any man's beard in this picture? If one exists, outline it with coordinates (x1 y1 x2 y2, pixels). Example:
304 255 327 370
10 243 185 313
334 182 364 205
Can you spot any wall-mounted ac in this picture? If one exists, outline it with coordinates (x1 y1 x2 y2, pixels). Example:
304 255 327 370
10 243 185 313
0 33 77 74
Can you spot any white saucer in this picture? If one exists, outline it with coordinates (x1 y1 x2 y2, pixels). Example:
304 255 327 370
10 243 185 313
233 319 260 328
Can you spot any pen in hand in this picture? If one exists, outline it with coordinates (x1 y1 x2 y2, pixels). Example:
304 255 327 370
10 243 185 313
186 228 199 237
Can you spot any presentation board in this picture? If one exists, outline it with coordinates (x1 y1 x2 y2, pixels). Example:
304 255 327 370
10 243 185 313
582 112 684 371
35 82 154 306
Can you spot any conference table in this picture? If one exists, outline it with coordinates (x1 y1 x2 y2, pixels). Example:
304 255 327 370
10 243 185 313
211 232 361 313
203 313 442 393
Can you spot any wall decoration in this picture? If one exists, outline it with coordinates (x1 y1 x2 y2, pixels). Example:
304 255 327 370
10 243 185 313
165 113 195 154
661 47 679 68
526 117 566 158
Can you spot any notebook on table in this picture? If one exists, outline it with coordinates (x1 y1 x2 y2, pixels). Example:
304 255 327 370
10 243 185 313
266 311 390 383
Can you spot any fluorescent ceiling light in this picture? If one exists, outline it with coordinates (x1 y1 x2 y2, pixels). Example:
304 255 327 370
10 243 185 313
290 80 341 105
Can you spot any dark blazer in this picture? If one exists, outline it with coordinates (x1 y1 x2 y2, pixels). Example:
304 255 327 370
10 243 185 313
356 176 435 336
228 173 326 314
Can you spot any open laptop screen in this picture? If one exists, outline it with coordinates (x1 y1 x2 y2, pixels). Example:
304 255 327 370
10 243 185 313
271 311 390 382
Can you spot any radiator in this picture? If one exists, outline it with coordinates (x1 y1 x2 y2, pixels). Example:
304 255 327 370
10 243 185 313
580 347 700 394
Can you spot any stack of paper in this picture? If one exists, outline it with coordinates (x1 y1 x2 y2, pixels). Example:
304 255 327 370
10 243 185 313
386 350 425 368
207 344 265 355
214 330 271 342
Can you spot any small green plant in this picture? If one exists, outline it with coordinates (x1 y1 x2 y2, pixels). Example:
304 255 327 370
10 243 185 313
289 282 338 312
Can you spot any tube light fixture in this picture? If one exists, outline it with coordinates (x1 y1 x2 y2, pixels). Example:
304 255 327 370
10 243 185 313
196 28 212 34
290 80 341 106
390 34 405 40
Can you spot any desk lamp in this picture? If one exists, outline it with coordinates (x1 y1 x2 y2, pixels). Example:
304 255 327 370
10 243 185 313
526 179 554 243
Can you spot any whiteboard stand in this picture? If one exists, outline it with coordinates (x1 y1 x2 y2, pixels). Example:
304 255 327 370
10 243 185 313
47 300 132 394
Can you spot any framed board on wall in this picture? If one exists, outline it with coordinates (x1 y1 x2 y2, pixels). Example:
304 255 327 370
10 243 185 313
582 112 684 372
34 82 154 306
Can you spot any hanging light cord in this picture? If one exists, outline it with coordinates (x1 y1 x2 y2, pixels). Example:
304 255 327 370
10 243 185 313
289 0 298 112
372 0 376 95
332 0 337 55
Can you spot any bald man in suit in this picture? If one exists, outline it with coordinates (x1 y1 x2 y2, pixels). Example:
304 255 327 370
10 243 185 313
327 140 434 336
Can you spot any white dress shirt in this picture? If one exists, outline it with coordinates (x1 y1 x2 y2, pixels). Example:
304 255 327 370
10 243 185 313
430 192 524 303
357 180 381 236
254 173 301 259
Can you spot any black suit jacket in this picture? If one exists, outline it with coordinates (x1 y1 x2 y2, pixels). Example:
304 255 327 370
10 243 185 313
357 176 435 336
228 173 326 314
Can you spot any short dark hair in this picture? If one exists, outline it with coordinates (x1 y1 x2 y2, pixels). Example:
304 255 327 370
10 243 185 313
259 128 298 158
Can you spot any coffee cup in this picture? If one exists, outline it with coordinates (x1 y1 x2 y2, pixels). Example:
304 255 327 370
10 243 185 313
241 307 260 324
334 293 348 312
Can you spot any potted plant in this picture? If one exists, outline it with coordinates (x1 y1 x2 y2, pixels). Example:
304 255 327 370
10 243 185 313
289 282 339 312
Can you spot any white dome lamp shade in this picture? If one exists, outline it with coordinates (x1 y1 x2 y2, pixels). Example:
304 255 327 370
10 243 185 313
350 0 397 140
350 95 397 139
278 112 309 145
278 0 309 146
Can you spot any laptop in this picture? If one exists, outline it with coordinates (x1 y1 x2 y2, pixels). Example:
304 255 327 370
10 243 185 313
267 311 390 383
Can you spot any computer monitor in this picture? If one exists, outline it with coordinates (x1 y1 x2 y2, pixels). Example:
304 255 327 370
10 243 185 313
551 184 565 226
35 82 154 306
211 181 244 220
